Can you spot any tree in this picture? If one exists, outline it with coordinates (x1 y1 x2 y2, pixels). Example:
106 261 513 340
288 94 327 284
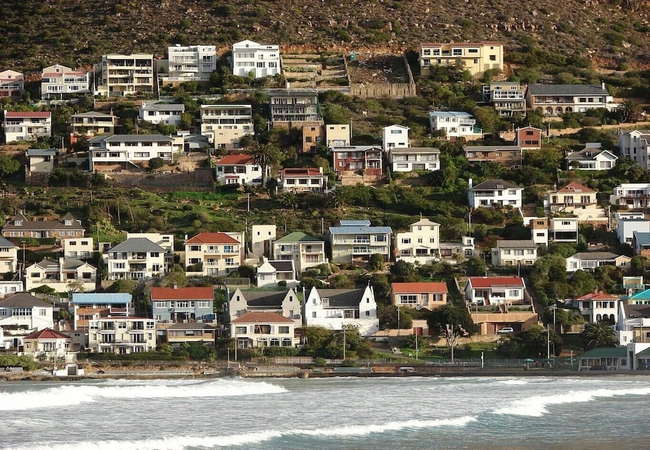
497 325 562 358
149 157 165 170
617 99 641 123
427 303 478 359
249 144 281 187
580 322 618 350
0 155 21 177
368 253 384 271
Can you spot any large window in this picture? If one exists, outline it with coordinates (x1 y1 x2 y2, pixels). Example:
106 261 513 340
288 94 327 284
399 295 418 304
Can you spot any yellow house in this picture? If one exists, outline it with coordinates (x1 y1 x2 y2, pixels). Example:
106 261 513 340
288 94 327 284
420 41 503 77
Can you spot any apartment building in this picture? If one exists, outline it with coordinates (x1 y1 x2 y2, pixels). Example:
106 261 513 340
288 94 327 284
231 312 297 349
70 111 117 141
40 64 91 100
464 145 522 169
329 219 392 263
200 104 254 150
151 286 215 323
95 53 155 97
331 145 383 178
87 317 157 354
269 91 321 128
0 70 24 100
72 292 134 330
420 41 503 77
232 40 281 78
429 111 482 141
610 183 650 210
2 212 85 241
618 130 650 169
88 134 176 171
105 238 167 280
482 82 526 117
2 111 52 144
159 44 216 86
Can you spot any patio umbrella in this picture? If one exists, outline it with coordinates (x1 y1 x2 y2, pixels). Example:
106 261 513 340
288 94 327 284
523 358 534 362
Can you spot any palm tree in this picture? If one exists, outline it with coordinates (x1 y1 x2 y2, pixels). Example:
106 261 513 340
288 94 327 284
618 99 641 124
248 144 280 188
580 322 618 350
278 191 298 209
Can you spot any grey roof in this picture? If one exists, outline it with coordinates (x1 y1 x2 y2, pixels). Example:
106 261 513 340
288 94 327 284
472 179 521 190
3 212 84 232
26 148 57 157
390 147 440 154
429 111 473 118
109 238 166 253
32 258 91 270
622 303 650 319
104 134 173 143
570 252 623 261
527 84 608 96
141 102 185 112
634 232 650 247
464 145 522 152
329 226 392 234
72 111 114 118
274 232 322 244
231 290 291 308
0 293 52 308
315 289 365 307
496 240 536 248
72 293 132 305
566 149 617 161
340 220 371 226
0 236 18 248
267 260 294 272
167 322 216 330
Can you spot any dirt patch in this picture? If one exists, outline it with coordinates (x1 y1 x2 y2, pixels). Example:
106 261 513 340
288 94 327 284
347 54 409 84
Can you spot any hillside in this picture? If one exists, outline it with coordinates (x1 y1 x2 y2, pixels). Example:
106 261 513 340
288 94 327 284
2 0 649 74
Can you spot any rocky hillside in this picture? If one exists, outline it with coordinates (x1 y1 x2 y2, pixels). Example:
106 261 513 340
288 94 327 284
1 0 649 73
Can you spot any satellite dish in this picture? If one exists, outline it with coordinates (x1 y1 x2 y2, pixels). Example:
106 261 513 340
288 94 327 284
415 304 422 311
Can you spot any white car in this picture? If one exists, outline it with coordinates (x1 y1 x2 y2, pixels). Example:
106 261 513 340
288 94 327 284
497 327 514 334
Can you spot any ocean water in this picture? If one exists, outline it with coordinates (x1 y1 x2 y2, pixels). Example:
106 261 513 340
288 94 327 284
1 375 650 449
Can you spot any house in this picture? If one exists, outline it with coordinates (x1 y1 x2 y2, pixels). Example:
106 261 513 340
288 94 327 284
525 83 615 116
126 233 174 267
26 148 56 174
269 91 321 128
395 218 440 265
40 64 91 100
166 323 217 347
468 178 523 209
231 312 297 349
138 101 185 125
550 217 580 243
482 82 526 117
272 231 327 273
94 53 155 97
0 281 22 298
2 212 85 241
23 328 71 357
0 236 18 274
429 111 482 141
159 44 216 86
464 145 522 169
565 143 618 171
514 126 543 150
491 240 538 267
526 216 549 246
0 69 24 100
382 125 410 152
200 105 254 150
617 302 650 349
88 134 177 171
565 292 619 325
611 183 650 210
577 347 629 371
71 292 134 330
331 145 383 179
391 282 448 310
302 123 324 152
329 219 392 263
87 317 157 353
25 258 97 293
419 41 504 77
633 232 650 257
150 286 215 323
257 259 297 288
231 40 281 78
215 153 266 186
615 212 650 244
439 236 477 263
228 288 301 327
251 225 277 259
566 252 631 272
326 124 350 148
184 232 244 276
465 277 526 305
618 130 650 169
389 147 440 172
0 293 54 331
62 237 94 259
105 238 167 280
3 111 52 144
545 182 607 225
278 167 327 192
70 111 117 143
304 286 379 336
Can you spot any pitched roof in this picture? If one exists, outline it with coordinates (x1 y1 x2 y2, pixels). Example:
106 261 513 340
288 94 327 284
72 293 132 305
566 148 617 162
216 154 254 165
391 282 448 294
3 213 84 232
266 260 295 272
230 290 294 308
467 277 524 288
274 232 321 243
151 286 214 301
141 102 185 112
555 182 595 194
0 236 18 248
634 232 650 247
621 303 650 318
575 292 618 301
5 111 51 118
527 84 608 96
280 168 323 177
72 111 114 118
109 238 166 253
312 288 367 307
409 218 440 227
231 311 294 324
0 293 52 308
578 347 626 359
495 240 537 249
472 179 520 190
429 111 474 118
30 258 92 271
185 232 240 245
24 328 70 340
569 252 623 261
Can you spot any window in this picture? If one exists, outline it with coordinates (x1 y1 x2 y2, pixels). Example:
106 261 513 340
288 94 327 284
401 238 411 244
279 326 290 334
235 326 247 334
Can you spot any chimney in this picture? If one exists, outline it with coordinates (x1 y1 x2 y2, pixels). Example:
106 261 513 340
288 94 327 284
173 284 178 289
601 81 605 90
468 178 473 189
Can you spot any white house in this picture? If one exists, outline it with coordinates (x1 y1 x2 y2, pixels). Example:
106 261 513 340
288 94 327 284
160 44 217 85
256 259 297 288
490 240 538 267
391 282 449 310
228 288 302 328
3 111 52 144
610 183 650 210
26 148 56 174
272 231 327 273
566 252 631 272
251 225 277 259
184 232 244 276
304 286 379 336
95 53 155 97
139 102 185 125
564 292 619 325
23 328 71 358
395 218 441 265
200 104 254 150
429 111 482 141
62 237 94 259
215 153 266 186
88 134 177 171
526 83 616 116
465 277 526 306
618 130 650 169
87 317 157 354
40 64 91 100
615 214 650 245
469 178 523 209
232 40 281 78
25 258 97 293
389 147 440 172
105 238 167 280
278 167 327 192
329 220 392 264
0 236 18 275
231 312 297 349
0 281 22 298
565 143 618 171
0 293 54 331
382 125 410 152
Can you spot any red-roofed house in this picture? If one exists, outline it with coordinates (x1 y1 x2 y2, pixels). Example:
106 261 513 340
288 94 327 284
40 64 92 100
231 311 298 349
23 328 71 357
545 182 608 225
465 277 526 305
184 232 244 276
215 153 267 186
151 286 215 323
278 167 327 192
391 282 449 310
565 292 619 325
3 110 52 143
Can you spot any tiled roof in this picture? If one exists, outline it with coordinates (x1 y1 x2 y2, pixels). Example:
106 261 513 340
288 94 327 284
216 154 254 165
5 111 51 118
109 238 166 253
468 277 524 288
280 168 322 177
0 293 52 308
274 232 321 243
495 240 536 249
185 232 240 245
311 288 367 307
232 311 294 324
570 252 622 261
151 286 214 301
391 282 448 294
24 328 70 340
575 292 618 301
555 182 595 194
409 218 440 227
0 236 18 248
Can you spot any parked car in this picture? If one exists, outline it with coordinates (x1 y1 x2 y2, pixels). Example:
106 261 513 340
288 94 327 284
497 327 514 334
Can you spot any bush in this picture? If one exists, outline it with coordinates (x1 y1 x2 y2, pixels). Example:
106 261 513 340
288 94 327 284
149 157 165 170
263 346 299 357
